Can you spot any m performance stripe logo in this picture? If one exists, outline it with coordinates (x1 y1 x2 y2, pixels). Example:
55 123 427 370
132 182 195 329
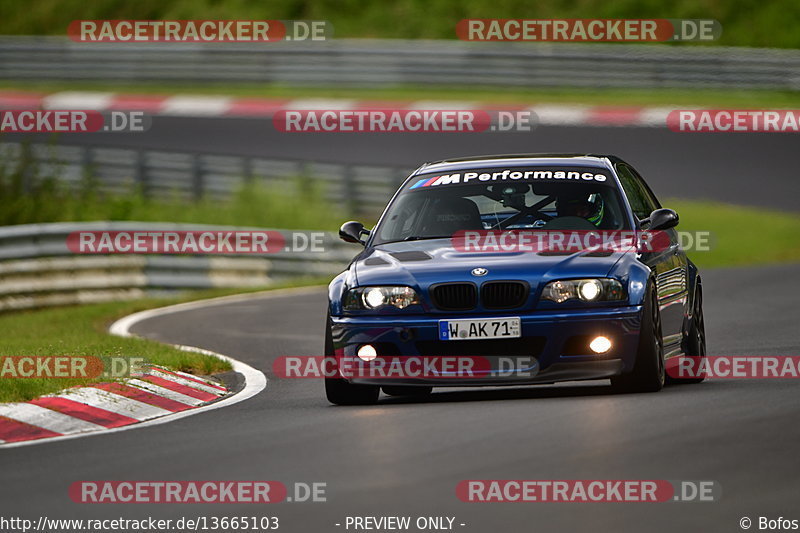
410 169 608 188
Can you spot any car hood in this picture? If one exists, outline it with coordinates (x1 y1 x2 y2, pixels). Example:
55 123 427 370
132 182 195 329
354 238 631 288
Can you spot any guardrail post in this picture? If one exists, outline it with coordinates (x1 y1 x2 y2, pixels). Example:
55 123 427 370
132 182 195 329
79 145 94 190
191 153 203 200
342 164 357 216
134 149 147 196
243 157 254 184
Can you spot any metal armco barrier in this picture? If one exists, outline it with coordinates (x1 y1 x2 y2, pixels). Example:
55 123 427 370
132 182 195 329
0 222 358 311
0 142 412 216
0 37 799 90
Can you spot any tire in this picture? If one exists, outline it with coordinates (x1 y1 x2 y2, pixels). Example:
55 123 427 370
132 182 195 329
382 385 433 397
669 283 707 384
323 311 380 405
610 284 665 393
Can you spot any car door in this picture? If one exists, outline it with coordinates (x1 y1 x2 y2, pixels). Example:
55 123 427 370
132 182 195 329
616 163 687 353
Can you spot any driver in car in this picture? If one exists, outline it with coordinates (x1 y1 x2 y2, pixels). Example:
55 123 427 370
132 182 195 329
556 193 606 227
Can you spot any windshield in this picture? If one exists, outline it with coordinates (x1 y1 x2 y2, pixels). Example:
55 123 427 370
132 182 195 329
373 166 629 245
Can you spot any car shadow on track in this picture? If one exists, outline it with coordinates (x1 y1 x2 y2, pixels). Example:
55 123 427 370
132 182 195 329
372 380 723 406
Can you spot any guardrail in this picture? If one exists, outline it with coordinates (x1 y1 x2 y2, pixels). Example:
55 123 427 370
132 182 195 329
1 37 799 90
0 221 358 311
0 142 412 216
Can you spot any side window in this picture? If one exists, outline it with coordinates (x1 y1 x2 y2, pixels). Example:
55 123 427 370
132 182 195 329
379 194 425 241
628 165 662 211
616 164 656 220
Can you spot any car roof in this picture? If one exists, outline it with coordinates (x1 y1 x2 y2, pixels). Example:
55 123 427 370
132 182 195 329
411 153 622 176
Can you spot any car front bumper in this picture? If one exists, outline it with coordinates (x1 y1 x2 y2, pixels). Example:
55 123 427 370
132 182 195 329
331 305 642 387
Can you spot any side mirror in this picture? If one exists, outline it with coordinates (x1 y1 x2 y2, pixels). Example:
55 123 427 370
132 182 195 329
339 221 369 245
644 208 679 231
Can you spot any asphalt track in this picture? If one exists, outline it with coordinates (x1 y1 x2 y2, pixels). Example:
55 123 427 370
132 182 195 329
1 263 799 532
12 116 800 211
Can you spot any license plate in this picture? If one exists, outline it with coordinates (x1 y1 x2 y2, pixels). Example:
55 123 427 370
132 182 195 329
439 317 521 341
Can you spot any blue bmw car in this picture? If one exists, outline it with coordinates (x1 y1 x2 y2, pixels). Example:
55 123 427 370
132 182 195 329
325 154 706 404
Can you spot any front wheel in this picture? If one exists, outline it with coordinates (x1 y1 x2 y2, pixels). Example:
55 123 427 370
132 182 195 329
325 377 380 405
323 311 380 405
611 284 665 393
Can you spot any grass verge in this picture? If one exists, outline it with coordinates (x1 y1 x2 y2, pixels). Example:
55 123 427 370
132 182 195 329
667 199 800 268
0 278 328 403
0 171 343 229
3 81 800 109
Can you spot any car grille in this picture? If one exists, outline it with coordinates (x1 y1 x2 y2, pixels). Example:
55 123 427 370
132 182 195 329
416 337 545 357
481 281 529 309
430 281 529 310
431 283 477 311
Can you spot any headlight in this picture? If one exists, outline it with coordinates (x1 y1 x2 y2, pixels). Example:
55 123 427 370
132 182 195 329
541 278 626 303
344 286 420 310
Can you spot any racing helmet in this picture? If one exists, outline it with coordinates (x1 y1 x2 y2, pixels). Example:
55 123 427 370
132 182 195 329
556 192 605 226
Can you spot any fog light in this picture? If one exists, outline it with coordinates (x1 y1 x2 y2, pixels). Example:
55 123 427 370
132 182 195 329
589 336 612 354
357 344 378 361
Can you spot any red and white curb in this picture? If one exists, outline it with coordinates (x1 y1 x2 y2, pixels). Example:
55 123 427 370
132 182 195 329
0 288 298 448
0 365 228 444
0 90 675 127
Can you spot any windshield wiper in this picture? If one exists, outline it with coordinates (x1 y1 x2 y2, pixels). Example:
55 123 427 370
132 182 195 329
403 235 452 241
375 235 453 245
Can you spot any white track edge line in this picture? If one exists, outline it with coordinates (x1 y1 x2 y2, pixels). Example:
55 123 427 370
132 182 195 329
0 285 324 449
